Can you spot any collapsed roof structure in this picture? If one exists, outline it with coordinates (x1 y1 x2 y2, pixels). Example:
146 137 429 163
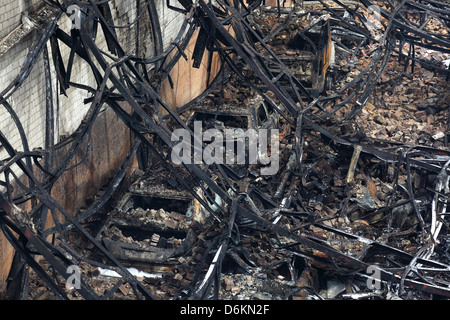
0 0 449 300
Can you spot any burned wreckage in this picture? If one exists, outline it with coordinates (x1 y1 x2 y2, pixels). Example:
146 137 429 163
0 0 450 300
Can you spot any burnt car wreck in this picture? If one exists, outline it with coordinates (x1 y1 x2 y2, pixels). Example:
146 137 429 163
0 0 450 301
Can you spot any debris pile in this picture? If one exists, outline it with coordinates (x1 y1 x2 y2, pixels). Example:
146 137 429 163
0 0 449 300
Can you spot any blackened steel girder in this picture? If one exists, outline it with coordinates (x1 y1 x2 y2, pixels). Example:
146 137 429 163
197 0 310 118
360 0 450 51
1 0 449 301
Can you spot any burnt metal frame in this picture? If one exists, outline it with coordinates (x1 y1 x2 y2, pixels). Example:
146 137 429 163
0 0 448 300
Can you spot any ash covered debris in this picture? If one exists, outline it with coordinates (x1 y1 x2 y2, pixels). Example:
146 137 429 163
0 0 449 301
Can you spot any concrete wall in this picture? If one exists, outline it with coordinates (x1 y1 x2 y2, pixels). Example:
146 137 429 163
0 0 186 296
0 0 42 39
0 0 186 162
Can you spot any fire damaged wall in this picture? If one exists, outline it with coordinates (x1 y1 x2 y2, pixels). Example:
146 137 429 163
0 0 187 295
